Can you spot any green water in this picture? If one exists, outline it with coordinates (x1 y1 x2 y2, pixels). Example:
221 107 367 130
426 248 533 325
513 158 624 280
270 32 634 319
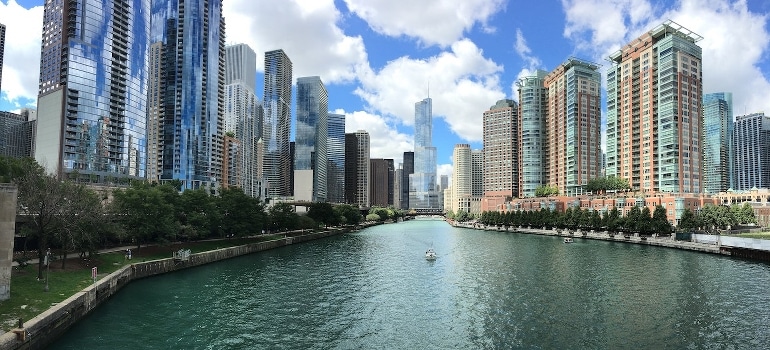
51 220 770 349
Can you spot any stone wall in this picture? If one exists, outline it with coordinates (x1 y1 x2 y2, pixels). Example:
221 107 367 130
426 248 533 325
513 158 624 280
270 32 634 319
0 184 17 301
0 229 345 349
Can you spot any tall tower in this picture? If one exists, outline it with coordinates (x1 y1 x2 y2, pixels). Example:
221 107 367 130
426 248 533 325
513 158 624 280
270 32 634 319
295 76 328 202
451 144 471 214
150 0 226 190
607 20 703 194
401 151 414 209
224 44 262 197
544 58 602 196
516 70 549 197
409 98 438 210
483 99 519 202
35 0 150 182
733 113 770 190
327 113 346 203
0 23 5 96
369 158 394 207
263 49 293 198
345 130 370 207
702 92 734 193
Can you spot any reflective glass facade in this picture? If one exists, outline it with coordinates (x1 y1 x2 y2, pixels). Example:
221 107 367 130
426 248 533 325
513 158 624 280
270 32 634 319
36 0 150 182
263 49 292 198
409 98 439 209
326 113 345 203
295 76 328 202
702 92 733 193
516 70 548 197
733 113 770 190
150 0 225 190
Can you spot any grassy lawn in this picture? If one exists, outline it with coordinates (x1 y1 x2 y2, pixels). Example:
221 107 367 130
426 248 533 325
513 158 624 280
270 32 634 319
0 234 284 332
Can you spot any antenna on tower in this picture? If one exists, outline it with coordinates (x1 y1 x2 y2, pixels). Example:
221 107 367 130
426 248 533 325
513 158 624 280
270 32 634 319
427 80 430 98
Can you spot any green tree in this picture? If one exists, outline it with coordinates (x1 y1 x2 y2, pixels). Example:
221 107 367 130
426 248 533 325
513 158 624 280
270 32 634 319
652 205 672 235
268 202 298 232
307 202 338 227
217 187 265 237
731 203 757 225
606 207 621 232
334 204 362 226
535 185 559 197
110 182 179 247
678 208 698 232
638 206 653 235
177 188 216 240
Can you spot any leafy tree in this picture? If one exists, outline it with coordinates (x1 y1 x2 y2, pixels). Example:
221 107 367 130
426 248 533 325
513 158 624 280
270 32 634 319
638 206 653 235
268 202 298 232
678 208 698 232
731 203 757 225
334 204 362 226
55 181 104 268
365 213 380 221
307 202 338 227
589 210 601 230
624 206 642 233
606 207 621 232
296 215 317 230
110 182 179 247
217 187 265 237
535 185 559 197
177 189 216 240
652 205 672 235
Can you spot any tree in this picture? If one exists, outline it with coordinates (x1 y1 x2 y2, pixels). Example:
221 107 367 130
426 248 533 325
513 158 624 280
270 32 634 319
624 206 642 233
334 204 362 226
268 202 298 232
638 206 653 235
178 188 216 240
110 182 179 247
217 187 265 237
652 205 672 235
307 202 337 227
731 203 757 225
678 208 698 232
535 185 558 197
55 181 104 268
606 207 621 232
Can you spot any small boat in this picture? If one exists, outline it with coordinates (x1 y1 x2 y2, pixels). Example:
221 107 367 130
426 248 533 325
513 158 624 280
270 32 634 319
564 237 574 243
425 247 437 260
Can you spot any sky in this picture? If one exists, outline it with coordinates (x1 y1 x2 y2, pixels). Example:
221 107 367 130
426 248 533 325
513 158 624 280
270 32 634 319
1 0 770 182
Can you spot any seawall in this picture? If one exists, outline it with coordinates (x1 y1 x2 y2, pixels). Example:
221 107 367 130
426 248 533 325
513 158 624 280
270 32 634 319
0 228 349 350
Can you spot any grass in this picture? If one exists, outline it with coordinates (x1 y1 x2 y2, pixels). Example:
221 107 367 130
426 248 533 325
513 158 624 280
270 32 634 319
0 234 285 332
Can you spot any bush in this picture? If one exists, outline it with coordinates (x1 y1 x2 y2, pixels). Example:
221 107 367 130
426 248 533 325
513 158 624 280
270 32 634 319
365 213 381 222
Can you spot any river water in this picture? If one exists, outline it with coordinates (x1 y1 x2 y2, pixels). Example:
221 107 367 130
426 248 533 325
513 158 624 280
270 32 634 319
51 219 770 349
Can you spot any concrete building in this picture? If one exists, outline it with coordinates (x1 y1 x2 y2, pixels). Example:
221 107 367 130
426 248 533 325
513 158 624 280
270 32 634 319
734 113 770 190
370 158 394 207
0 109 36 158
345 130 370 207
0 23 5 96
295 76 328 202
401 151 414 209
702 92 734 193
36 0 152 183
222 135 241 189
263 49 293 197
451 144 472 215
516 70 549 197
327 113 346 203
482 99 519 210
606 20 703 194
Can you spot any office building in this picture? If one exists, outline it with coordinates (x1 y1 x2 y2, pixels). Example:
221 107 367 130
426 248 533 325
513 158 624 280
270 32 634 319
516 70 548 197
263 50 293 198
401 151 414 209
149 0 226 190
702 92 734 193
35 0 151 182
295 76 328 202
734 113 770 190
327 113 346 203
607 20 703 193
409 98 439 210
0 109 36 158
394 166 402 210
482 99 519 209
370 158 394 207
451 144 471 214
345 130 370 207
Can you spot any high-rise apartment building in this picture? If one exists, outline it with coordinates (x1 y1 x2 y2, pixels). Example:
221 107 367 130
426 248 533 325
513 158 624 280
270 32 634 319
544 58 602 196
703 92 734 193
482 99 519 207
295 76 328 202
516 70 548 197
409 98 438 209
734 113 770 190
401 151 414 209
224 44 262 197
451 144 471 214
149 0 226 190
345 130 370 207
35 0 150 181
327 113 346 203
607 21 703 193
370 158 394 207
263 49 293 198
0 109 36 158
0 23 5 96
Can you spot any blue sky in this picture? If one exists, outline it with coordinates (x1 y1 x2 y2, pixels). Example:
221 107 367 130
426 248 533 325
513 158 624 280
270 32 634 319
2 0 770 180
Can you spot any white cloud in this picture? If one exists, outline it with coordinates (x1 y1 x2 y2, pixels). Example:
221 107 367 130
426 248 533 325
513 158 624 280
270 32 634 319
355 39 505 143
343 0 506 47
224 0 367 83
562 0 655 55
337 109 413 163
0 0 44 104
437 163 453 187
512 29 546 98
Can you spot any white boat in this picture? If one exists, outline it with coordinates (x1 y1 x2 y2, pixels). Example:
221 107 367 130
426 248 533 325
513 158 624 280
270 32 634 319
425 247 437 260
564 237 574 243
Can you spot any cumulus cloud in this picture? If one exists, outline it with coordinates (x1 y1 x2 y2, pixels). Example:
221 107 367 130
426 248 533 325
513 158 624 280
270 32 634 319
562 0 655 55
343 0 506 47
512 29 546 97
355 39 505 143
0 0 44 105
224 0 367 83
338 109 414 163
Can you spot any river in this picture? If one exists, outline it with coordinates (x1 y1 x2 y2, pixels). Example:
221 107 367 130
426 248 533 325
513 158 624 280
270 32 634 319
51 219 770 349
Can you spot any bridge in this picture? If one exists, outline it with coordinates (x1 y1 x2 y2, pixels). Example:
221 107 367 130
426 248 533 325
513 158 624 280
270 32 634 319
405 208 445 217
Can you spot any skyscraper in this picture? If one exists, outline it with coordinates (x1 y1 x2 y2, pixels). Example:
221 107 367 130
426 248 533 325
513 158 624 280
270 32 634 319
0 23 5 96
327 113 346 203
516 70 548 197
703 92 734 193
150 0 226 190
607 20 703 193
345 130 370 207
409 98 438 209
224 44 262 198
451 144 471 214
370 158 394 207
544 58 602 196
401 151 414 209
482 99 519 206
734 113 770 190
263 50 293 198
295 76 328 202
35 0 150 181
0 109 36 158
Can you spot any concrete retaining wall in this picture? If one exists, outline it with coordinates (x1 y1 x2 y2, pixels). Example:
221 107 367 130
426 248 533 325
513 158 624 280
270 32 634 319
0 229 345 350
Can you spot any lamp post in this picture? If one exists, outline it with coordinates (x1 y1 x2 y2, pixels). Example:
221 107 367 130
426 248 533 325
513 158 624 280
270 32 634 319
44 248 51 292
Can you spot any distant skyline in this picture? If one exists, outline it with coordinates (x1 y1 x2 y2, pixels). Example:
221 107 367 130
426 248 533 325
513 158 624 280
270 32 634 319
1 0 770 182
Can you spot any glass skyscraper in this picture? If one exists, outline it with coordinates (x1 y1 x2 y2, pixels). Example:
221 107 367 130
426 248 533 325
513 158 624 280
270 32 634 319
263 50 293 198
734 113 770 190
516 70 548 197
327 113 345 203
149 0 226 190
409 97 438 209
295 76 328 202
35 0 150 182
702 92 734 193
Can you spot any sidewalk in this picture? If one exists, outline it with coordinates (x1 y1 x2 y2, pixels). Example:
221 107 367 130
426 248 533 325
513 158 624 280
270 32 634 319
12 245 140 267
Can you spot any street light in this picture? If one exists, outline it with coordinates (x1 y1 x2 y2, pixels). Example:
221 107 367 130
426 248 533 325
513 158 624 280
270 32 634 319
44 248 51 292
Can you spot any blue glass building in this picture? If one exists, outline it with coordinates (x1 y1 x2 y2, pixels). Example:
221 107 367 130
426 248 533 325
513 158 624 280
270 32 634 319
326 113 345 203
409 98 439 209
295 76 328 202
35 0 151 182
263 50 293 198
702 92 734 193
516 70 548 197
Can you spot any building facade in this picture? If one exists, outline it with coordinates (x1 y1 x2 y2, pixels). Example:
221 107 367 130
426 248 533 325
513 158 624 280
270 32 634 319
451 144 471 215
327 113 345 203
344 130 370 207
0 23 5 96
295 76 328 202
702 92 734 193
0 109 36 158
401 151 414 209
516 70 549 197
263 49 293 198
607 20 703 194
149 0 226 190
35 0 151 182
370 158 394 207
409 98 439 209
734 113 770 190
483 99 519 208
